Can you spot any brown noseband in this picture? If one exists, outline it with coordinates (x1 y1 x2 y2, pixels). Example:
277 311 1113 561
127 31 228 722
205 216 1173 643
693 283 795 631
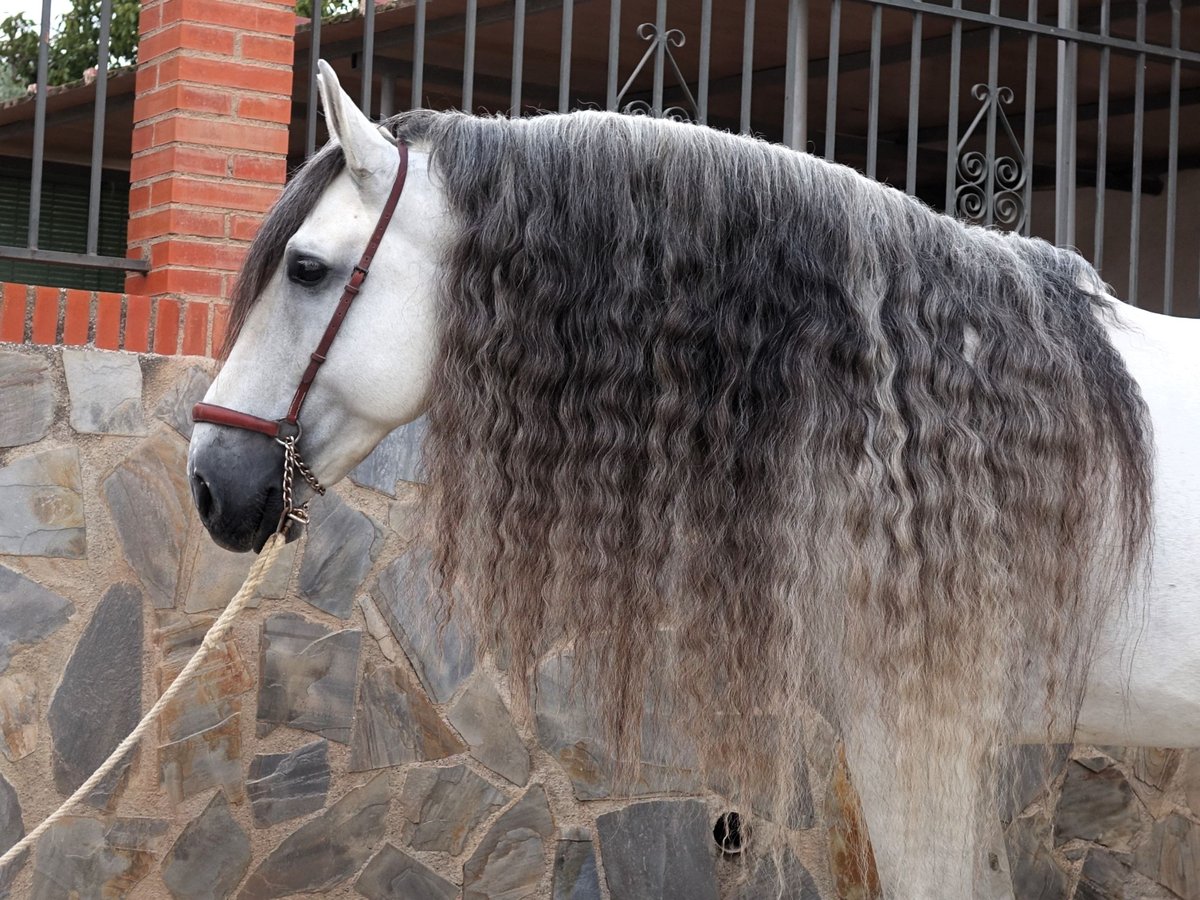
193 140 410 535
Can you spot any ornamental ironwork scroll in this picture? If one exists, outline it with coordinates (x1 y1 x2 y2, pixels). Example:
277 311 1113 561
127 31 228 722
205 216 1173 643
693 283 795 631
615 23 699 121
954 84 1027 232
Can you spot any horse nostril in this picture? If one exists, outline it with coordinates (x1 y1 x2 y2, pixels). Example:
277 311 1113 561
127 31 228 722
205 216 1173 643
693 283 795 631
192 470 215 521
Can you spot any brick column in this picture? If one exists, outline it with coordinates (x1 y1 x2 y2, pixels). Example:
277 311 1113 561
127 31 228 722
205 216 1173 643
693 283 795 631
125 0 297 356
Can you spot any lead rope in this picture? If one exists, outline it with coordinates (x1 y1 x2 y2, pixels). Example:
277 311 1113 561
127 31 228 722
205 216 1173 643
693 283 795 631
0 440 317 878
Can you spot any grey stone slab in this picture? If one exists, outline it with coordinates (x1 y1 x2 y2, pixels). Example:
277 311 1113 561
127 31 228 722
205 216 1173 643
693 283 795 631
999 744 1071 824
1133 747 1183 792
1053 761 1141 849
246 739 331 827
1078 848 1174 900
103 431 191 607
535 651 699 801
154 366 212 439
1004 816 1071 900
159 713 243 804
298 492 382 619
349 662 465 772
0 567 73 674
595 800 718 900
372 550 476 703
464 784 555 900
397 764 506 855
179 533 256 613
256 539 299 600
30 816 153 900
349 417 428 495
256 612 362 743
63 349 146 436
731 848 823 900
0 447 86 558
0 351 54 447
0 773 22 857
1132 811 1200 898
104 817 169 854
552 840 601 900
0 671 38 761
238 772 391 899
447 674 530 787
162 792 251 900
355 843 457 900
48 583 143 797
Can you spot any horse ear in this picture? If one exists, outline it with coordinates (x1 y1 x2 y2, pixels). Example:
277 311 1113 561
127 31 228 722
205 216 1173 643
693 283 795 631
316 59 396 189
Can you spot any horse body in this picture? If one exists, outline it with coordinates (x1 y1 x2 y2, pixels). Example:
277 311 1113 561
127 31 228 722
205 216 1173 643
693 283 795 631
189 62 1200 898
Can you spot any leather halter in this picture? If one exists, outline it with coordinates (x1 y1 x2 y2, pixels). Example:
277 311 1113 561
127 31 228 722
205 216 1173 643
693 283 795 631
193 140 410 534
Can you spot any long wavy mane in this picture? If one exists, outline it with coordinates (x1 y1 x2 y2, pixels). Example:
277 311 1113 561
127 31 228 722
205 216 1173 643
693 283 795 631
232 109 1153 888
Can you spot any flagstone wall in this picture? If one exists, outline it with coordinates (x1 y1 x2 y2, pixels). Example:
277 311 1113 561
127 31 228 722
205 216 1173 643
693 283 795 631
1 340 1200 900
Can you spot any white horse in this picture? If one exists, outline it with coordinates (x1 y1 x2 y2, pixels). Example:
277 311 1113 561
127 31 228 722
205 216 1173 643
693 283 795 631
189 62 1200 898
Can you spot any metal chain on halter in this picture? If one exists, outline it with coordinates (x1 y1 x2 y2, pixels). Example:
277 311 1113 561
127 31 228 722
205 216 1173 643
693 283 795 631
277 434 326 534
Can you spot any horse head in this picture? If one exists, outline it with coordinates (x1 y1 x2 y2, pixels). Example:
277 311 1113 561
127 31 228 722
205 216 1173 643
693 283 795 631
188 61 445 552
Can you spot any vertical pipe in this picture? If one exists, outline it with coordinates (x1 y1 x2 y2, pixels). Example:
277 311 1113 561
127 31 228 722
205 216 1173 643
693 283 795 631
698 0 712 124
380 76 395 117
944 0 963 214
1128 0 1146 305
739 0 755 134
86 0 112 256
559 0 574 113
411 0 426 110
306 0 323 156
511 0 526 115
782 0 808 150
606 0 621 110
1022 0 1037 237
824 0 840 161
1054 0 1078 247
361 0 375 114
463 0 477 111
1093 0 1109 261
905 11 922 195
651 0 666 117
28 0 53 250
984 0 1000 228
1162 0 1180 315
865 5 882 179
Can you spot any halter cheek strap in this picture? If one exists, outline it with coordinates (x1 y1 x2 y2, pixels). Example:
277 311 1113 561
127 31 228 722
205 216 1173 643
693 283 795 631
193 140 410 534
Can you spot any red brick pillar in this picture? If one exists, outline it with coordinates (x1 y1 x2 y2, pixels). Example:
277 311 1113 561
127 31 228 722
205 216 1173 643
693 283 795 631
125 0 297 356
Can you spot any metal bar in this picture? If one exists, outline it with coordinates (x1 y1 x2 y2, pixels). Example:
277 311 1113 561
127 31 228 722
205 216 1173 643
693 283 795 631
306 0 322 155
1128 0 1146 305
783 0 807 149
1094 0 1109 260
861 0 1200 64
740 0 756 133
652 0 666 117
1021 0 1037 237
381 75 395 117
361 0 375 114
0 246 150 271
606 0 621 110
697 0 712 124
1054 0 1078 248
984 0 1000 228
463 0 477 110
86 0 112 256
411 0 426 109
824 0 840 160
558 0 574 112
511 0 526 115
28 0 52 250
904 12 922 193
944 0 963 214
1162 0 1180 315
866 5 882 178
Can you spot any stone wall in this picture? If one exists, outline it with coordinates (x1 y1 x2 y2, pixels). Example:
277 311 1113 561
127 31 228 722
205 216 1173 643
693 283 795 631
1 340 1199 899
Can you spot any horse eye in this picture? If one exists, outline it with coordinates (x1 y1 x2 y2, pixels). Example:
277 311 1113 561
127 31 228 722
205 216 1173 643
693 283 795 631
288 257 328 286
